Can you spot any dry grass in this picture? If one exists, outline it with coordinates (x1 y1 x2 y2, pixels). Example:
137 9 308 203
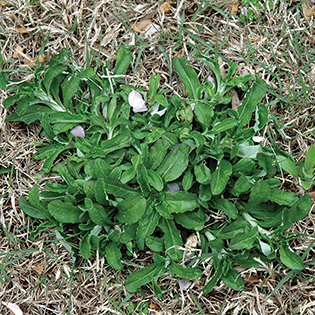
1 0 315 314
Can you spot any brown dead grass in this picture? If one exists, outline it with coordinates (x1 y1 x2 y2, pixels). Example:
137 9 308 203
1 0 315 314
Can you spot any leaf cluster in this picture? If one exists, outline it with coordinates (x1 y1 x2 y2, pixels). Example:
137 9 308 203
3 48 313 295
240 0 278 21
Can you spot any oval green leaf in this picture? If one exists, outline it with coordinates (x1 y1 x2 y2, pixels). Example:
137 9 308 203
229 226 258 250
221 269 244 291
279 246 304 270
156 144 189 182
170 262 202 279
125 263 165 293
211 160 233 195
48 200 83 223
106 242 122 270
116 195 147 224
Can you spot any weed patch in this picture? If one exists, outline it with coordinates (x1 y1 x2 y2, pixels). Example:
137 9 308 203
3 47 315 297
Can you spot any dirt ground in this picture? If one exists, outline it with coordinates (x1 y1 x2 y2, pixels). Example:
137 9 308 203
1 1 315 314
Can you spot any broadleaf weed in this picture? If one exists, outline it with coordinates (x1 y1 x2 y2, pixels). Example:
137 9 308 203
3 47 315 296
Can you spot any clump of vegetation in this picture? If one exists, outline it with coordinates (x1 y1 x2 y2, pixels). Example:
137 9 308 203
241 0 279 20
3 48 315 295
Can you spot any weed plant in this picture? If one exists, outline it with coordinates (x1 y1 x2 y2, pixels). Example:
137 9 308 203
3 47 315 295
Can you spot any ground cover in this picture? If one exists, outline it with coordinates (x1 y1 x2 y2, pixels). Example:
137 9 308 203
1 1 315 314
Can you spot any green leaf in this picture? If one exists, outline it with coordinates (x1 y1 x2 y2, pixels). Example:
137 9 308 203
145 127 165 144
214 199 238 220
211 160 233 195
80 233 91 259
159 218 183 261
116 195 147 224
80 68 102 95
148 75 161 98
216 221 249 239
95 179 108 205
237 142 263 159
254 104 269 131
221 269 244 291
229 226 258 250
146 236 165 252
224 62 238 82
234 252 269 268
257 152 275 175
277 155 298 177
40 111 54 139
50 112 88 134
100 133 130 153
270 188 298 206
28 185 42 208
61 73 80 109
121 166 137 184
289 194 311 223
279 246 304 270
265 178 281 187
50 72 65 105
108 229 120 242
305 145 315 174
42 147 66 173
233 158 256 173
120 223 138 243
173 57 201 99
83 180 96 200
156 144 189 182
174 211 205 231
4 94 19 109
113 48 132 75
147 139 170 170
151 279 163 299
44 182 68 193
106 242 122 270
19 196 50 220
136 210 161 250
164 191 199 213
203 263 223 293
108 166 122 180
88 204 111 226
29 221 56 241
199 184 212 202
94 158 111 178
137 163 151 194
194 163 211 185
248 180 271 206
0 71 9 89
194 102 214 127
234 173 252 192
34 144 63 160
176 102 194 124
5 105 43 124
17 96 31 116
208 239 224 253
125 263 165 293
170 262 202 279
237 79 266 128
182 170 194 191
211 118 238 135
154 94 169 108
43 64 68 94
48 200 83 223
103 177 140 198
155 203 173 219
147 169 164 191
194 54 221 88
